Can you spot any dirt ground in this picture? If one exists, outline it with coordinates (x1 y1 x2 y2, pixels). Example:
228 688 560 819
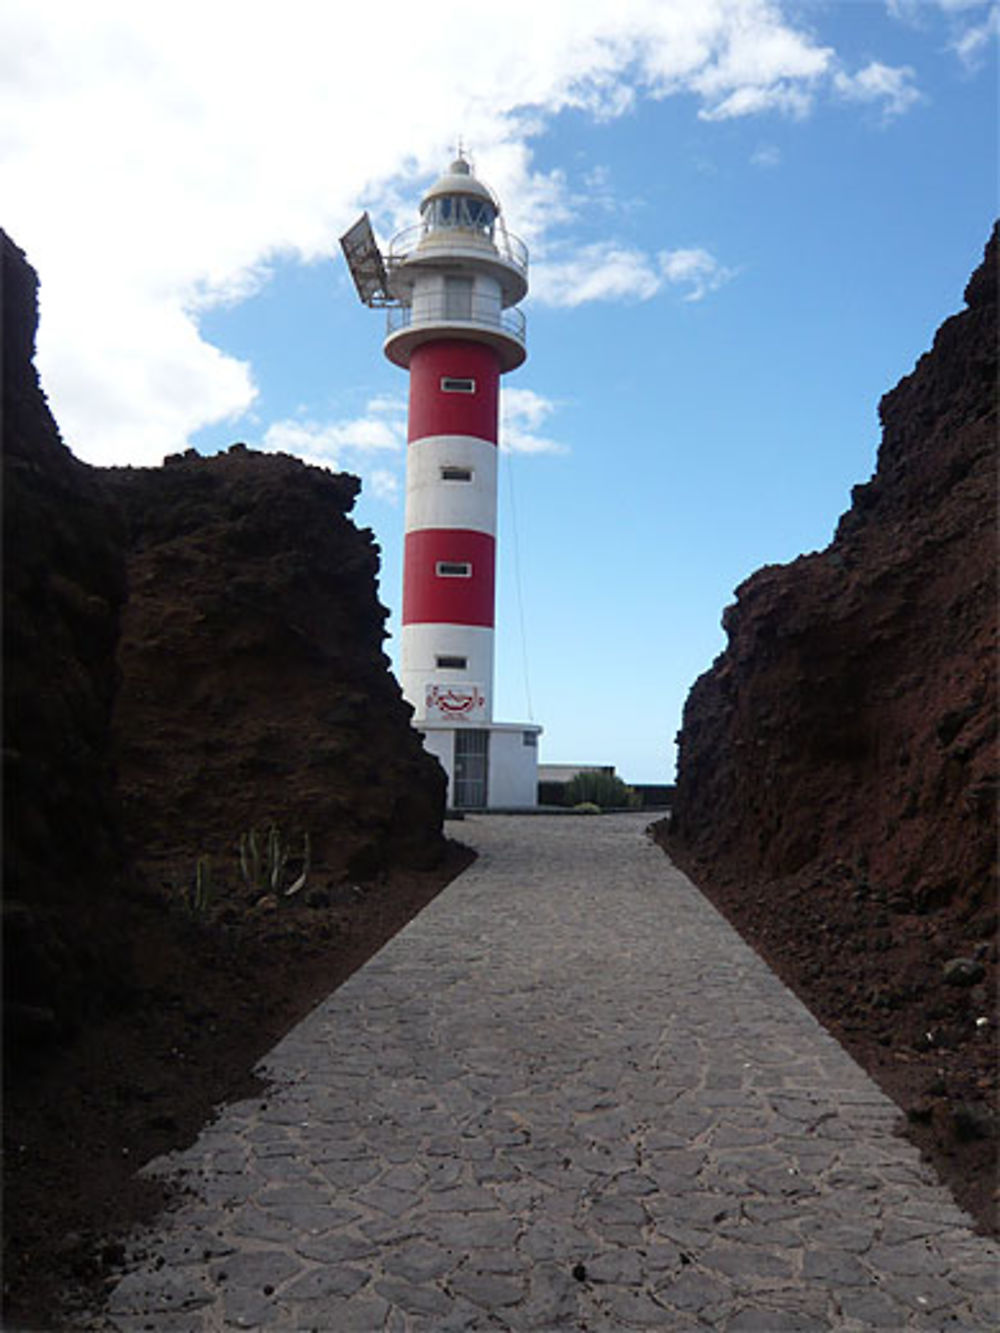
2 838 473 1331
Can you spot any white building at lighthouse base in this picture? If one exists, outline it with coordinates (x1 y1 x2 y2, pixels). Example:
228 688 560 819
418 718 542 811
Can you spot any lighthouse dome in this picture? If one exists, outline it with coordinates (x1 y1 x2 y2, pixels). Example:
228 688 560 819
383 150 529 368
420 156 498 233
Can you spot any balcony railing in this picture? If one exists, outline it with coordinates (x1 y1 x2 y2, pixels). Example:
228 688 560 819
387 221 528 277
386 296 525 345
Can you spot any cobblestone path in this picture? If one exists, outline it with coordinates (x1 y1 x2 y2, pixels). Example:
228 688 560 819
98 813 998 1331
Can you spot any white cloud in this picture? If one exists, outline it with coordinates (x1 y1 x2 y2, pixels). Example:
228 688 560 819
532 238 735 307
368 468 401 504
532 242 663 307
0 0 912 465
886 0 997 68
833 61 922 120
262 416 402 459
888 0 989 18
951 4 999 66
750 143 783 168
659 248 738 301
37 290 257 466
366 394 408 416
688 13 832 121
257 400 406 490
632 0 833 117
500 388 568 455
698 82 815 121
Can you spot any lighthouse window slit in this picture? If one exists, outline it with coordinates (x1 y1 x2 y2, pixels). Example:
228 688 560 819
441 466 472 482
441 377 476 394
436 560 472 578
436 655 468 670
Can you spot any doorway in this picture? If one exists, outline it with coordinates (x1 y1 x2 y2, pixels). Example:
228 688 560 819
454 729 489 808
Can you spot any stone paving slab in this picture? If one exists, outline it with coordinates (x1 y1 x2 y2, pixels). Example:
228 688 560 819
92 813 998 1331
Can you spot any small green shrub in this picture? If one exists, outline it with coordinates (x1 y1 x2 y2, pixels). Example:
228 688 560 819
564 771 639 810
572 801 602 815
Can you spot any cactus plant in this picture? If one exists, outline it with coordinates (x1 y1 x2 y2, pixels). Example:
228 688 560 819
238 825 310 899
184 854 213 914
285 831 311 897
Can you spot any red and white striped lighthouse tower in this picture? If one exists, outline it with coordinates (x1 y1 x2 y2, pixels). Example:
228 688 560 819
342 155 541 807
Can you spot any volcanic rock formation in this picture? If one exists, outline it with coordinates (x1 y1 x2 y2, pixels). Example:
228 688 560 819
2 228 447 1061
3 230 130 1053
103 446 446 883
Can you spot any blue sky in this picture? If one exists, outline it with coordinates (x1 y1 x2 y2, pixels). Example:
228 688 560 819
3 1 996 781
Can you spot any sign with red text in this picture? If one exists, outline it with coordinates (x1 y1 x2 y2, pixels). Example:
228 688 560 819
426 683 487 721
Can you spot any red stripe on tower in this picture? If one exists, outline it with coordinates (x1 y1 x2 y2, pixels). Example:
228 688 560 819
402 528 496 627
407 341 500 444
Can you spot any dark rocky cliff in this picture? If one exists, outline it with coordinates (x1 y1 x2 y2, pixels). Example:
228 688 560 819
103 446 445 883
662 224 997 1228
2 230 130 1050
3 230 446 1057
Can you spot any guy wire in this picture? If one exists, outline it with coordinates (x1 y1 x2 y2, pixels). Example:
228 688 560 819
503 437 534 723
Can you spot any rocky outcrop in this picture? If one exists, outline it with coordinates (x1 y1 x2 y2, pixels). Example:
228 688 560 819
2 231 446 1063
669 225 996 916
103 446 446 880
2 231 129 1051
662 224 997 1228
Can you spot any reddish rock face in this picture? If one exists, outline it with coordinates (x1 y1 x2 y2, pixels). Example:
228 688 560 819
104 447 447 880
663 224 997 1229
670 226 996 916
2 230 447 1061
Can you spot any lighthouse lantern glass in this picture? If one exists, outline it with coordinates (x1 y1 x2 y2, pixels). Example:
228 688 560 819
422 195 496 237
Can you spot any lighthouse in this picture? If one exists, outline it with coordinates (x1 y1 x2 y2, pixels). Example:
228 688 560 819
341 154 541 808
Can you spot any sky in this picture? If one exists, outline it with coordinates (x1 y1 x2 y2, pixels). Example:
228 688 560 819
3 1 996 782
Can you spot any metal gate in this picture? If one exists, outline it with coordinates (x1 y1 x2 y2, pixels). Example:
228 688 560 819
453 729 489 809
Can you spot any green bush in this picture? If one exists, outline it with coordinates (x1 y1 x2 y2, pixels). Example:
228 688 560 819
563 771 639 810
